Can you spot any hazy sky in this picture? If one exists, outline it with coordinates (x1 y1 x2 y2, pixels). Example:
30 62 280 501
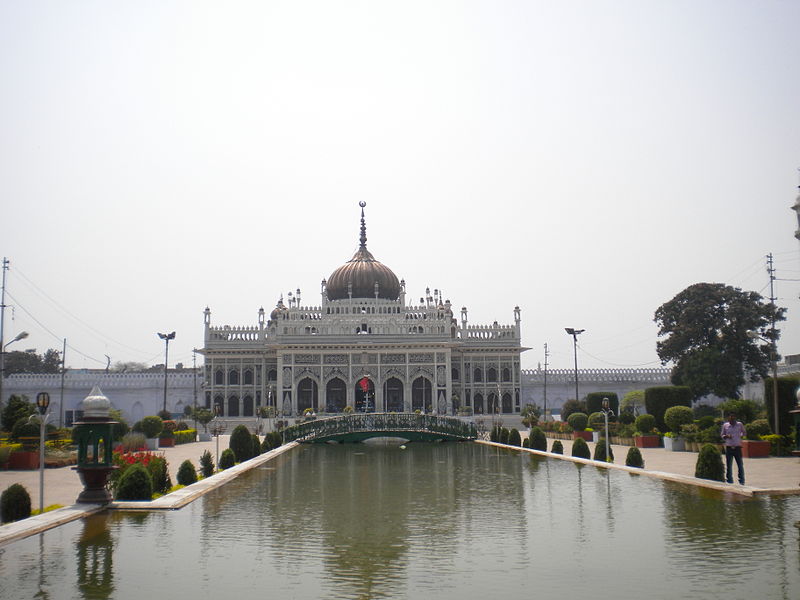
2 1 799 374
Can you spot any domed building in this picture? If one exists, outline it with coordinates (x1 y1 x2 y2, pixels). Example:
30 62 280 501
199 203 524 417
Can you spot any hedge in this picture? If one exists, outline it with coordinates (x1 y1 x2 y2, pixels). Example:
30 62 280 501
174 429 197 445
644 386 691 431
585 392 619 416
764 376 800 437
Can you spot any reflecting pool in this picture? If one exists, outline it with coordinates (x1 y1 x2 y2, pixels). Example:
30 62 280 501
1 443 799 599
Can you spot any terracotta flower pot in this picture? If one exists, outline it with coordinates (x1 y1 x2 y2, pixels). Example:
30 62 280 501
741 440 770 458
634 435 660 448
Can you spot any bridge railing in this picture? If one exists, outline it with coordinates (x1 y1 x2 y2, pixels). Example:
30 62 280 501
283 413 477 442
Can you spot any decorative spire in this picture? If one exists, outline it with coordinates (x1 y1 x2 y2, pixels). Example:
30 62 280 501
359 201 367 248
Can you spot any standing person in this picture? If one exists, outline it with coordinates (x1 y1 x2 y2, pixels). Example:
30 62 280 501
721 412 746 485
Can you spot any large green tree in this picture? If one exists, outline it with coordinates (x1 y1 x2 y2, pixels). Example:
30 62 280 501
654 282 785 399
3 349 62 374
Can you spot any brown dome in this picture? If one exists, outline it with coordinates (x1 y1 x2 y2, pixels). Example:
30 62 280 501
326 203 401 301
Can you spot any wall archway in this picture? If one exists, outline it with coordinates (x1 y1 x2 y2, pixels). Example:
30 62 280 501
325 378 347 413
355 377 375 412
411 377 432 412
383 377 404 412
298 378 318 413
228 395 239 417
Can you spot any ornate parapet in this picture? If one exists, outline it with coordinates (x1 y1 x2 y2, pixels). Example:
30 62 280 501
522 367 671 385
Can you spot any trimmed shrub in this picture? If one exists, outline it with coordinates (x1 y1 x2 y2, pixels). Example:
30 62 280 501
746 419 771 440
560 399 586 422
157 409 172 421
176 421 189 431
719 399 761 426
174 429 197 444
693 403 717 419
522 438 530 448
499 427 510 445
571 437 590 459
664 405 694 434
618 411 635 425
261 434 274 453
625 447 644 468
219 448 236 470
148 455 172 494
586 392 619 416
567 412 588 432
507 428 521 446
551 440 563 454
588 412 605 429
695 444 724 481
251 434 261 456
696 415 716 430
644 386 691 431
200 450 214 477
116 463 153 500
634 414 656 435
1 483 32 523
529 427 547 451
593 439 614 462
177 459 198 486
268 431 283 449
489 425 500 442
140 416 164 439
229 425 253 462
11 419 40 446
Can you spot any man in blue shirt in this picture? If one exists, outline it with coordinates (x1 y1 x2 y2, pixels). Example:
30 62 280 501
721 412 746 485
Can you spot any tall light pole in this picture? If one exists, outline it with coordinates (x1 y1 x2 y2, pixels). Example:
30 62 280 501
35 392 50 513
747 330 780 439
1 330 29 409
157 331 176 415
565 328 585 405
601 397 614 463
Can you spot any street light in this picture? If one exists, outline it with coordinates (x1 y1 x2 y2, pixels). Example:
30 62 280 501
157 331 176 415
565 328 585 405
747 330 780 439
0 331 29 408
209 403 227 469
36 391 50 513
601 397 614 463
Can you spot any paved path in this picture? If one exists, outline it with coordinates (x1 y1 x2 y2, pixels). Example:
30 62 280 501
0 436 228 509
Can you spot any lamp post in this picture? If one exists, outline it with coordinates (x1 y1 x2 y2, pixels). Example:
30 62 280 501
36 392 50 513
0 330 29 408
157 331 176 415
209 403 227 469
601 397 614 463
565 328 585 405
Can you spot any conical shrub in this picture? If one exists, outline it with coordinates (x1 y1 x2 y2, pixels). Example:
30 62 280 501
695 443 724 481
507 428 521 446
529 427 547 451
571 437 590 459
1 483 31 523
593 439 614 462
625 446 644 468
177 459 198 486
551 440 564 454
116 463 153 501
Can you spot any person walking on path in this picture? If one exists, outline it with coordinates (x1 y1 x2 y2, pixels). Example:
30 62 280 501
721 412 746 485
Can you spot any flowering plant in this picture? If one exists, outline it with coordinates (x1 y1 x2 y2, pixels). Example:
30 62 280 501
109 449 171 496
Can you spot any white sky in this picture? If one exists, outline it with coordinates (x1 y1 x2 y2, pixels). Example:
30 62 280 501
1 1 799 373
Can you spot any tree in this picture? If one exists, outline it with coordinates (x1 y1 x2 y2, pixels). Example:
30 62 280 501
3 349 61 375
620 390 644 415
654 283 785 399
1 395 35 432
112 361 149 373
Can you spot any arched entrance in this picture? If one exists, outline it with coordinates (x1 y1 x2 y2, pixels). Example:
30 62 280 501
326 378 347 413
502 393 513 414
487 393 498 415
243 395 254 417
383 377 404 412
228 395 240 417
411 377 432 412
473 393 483 414
298 378 318 413
355 377 375 412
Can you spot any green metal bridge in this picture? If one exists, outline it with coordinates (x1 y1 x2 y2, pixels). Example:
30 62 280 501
282 413 478 443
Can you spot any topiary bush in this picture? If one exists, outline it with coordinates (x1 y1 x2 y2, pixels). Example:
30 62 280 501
644 386 691 431
268 431 283 449
618 411 635 425
229 425 254 462
219 448 236 470
529 427 547 451
560 399 586 422
140 416 164 439
11 419 40 446
571 437 590 459
695 444 724 481
177 459 198 486
200 450 214 477
499 427 510 445
1 483 32 523
116 463 154 500
696 415 716 430
746 419 771 440
664 405 694 434
593 439 614 462
625 447 644 468
585 392 619 416
551 440 563 454
507 428 521 446
251 434 261 456
719 398 761 426
567 412 588 432
522 437 530 448
634 414 656 435
149 454 172 494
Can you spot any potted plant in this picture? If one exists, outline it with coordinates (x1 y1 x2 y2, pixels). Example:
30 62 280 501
9 420 41 469
741 419 771 458
634 414 660 448
663 406 693 451
567 412 592 441
140 415 163 450
194 408 214 442
680 423 700 451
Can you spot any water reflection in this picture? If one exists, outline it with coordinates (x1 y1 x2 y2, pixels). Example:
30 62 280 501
75 513 114 599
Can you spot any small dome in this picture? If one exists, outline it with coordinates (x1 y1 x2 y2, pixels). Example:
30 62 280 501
81 385 111 419
325 203 401 301
270 299 288 321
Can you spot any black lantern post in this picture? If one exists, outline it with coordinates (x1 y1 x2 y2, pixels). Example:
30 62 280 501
73 386 118 503
157 331 176 415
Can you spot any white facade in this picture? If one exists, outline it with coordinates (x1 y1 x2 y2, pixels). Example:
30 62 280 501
3 371 202 427
199 205 525 417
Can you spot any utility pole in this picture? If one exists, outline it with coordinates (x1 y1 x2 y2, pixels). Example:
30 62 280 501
59 338 66 428
0 258 9 410
543 343 549 421
767 253 780 441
